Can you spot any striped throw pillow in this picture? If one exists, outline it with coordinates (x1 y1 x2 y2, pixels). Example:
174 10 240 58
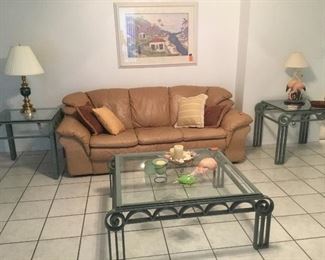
175 94 208 128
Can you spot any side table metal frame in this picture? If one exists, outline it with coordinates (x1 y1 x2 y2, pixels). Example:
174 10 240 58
0 109 64 179
253 101 325 164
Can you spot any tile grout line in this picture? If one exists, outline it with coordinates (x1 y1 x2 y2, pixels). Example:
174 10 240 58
76 174 92 259
0 235 82 246
149 174 172 260
273 215 313 260
198 220 219 259
246 153 324 259
235 217 266 260
0 151 44 237
0 151 23 183
247 157 321 197
160 223 172 260
247 156 325 231
30 151 64 259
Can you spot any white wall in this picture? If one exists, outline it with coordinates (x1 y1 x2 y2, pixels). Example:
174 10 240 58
242 0 325 144
0 0 324 151
0 0 240 151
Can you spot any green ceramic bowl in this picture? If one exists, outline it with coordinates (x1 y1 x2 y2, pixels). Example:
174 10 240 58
152 158 168 175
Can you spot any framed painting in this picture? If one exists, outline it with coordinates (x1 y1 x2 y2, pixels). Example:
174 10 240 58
114 2 197 67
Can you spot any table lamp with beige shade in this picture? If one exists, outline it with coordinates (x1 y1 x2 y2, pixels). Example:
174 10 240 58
5 45 44 114
284 52 309 105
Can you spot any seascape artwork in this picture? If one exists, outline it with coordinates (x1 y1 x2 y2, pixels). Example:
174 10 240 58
125 13 189 58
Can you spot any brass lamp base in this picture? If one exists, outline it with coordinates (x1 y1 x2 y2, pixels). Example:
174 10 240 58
20 76 36 114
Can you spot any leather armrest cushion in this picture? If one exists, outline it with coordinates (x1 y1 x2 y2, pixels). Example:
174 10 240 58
221 109 253 131
56 116 90 154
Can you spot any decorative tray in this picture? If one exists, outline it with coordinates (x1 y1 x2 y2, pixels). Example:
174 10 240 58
310 101 325 108
164 150 197 165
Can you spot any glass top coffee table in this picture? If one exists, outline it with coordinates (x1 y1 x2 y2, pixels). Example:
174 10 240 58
105 149 274 260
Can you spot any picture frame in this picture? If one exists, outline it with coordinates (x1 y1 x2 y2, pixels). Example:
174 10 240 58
114 2 198 67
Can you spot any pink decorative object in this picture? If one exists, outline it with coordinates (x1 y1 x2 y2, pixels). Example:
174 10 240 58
194 157 217 175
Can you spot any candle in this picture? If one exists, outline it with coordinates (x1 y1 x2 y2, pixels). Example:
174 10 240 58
174 145 184 160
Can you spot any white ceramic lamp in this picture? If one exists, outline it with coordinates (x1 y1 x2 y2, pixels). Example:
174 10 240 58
5 45 44 113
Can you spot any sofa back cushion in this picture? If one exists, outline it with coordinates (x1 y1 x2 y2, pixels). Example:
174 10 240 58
129 87 170 127
169 85 209 125
206 87 232 107
86 89 133 129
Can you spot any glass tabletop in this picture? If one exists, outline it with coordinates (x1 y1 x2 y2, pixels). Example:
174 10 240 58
0 108 60 123
263 100 325 112
113 149 261 207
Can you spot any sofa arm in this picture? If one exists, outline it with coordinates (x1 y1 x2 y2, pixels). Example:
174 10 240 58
221 109 253 131
56 115 91 154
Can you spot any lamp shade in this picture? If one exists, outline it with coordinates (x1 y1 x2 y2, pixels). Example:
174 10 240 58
285 52 308 68
5 45 44 76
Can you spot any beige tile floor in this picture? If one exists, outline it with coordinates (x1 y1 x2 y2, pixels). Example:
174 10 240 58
0 142 324 259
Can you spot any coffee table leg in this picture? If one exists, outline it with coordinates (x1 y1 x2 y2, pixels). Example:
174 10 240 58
214 165 224 188
106 212 126 260
253 198 274 249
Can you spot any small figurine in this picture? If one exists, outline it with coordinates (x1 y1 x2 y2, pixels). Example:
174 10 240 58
193 157 218 175
177 174 196 185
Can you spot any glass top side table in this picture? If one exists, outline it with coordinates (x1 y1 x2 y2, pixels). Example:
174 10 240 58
0 108 60 123
0 107 64 178
253 100 325 164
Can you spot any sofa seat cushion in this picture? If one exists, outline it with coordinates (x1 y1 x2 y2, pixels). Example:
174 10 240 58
135 127 183 145
90 129 138 148
180 128 227 141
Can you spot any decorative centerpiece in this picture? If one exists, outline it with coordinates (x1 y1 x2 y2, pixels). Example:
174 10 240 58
165 144 197 165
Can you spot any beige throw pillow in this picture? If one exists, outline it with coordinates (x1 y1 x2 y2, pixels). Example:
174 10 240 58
93 106 125 135
175 94 208 128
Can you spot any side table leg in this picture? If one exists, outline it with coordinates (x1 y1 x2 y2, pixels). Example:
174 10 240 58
253 198 274 249
253 102 265 147
275 114 290 164
5 124 17 160
105 212 126 260
299 114 310 144
49 132 60 179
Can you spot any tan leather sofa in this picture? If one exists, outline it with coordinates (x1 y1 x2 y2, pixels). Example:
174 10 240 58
57 86 253 176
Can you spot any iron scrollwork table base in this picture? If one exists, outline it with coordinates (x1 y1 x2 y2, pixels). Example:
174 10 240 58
105 197 274 259
253 100 325 164
105 153 274 260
